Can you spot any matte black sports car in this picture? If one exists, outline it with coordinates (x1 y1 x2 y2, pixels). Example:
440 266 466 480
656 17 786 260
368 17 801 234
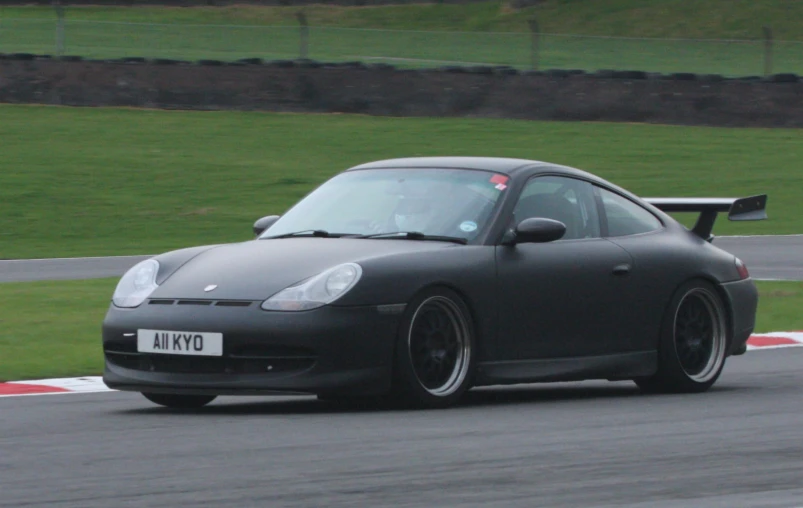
102 157 767 409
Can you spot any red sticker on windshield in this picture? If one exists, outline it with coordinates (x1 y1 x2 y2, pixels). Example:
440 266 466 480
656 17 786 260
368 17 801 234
490 174 509 185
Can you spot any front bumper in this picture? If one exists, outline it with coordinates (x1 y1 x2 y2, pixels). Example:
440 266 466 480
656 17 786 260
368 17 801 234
102 301 403 396
720 278 759 356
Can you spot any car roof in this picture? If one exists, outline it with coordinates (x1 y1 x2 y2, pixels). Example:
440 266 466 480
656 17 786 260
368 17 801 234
346 157 548 175
345 156 621 193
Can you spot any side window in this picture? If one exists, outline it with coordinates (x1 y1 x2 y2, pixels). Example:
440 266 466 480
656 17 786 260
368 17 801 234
597 187 663 237
513 176 601 240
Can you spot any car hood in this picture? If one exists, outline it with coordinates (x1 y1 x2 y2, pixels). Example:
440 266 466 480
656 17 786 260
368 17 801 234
150 237 457 301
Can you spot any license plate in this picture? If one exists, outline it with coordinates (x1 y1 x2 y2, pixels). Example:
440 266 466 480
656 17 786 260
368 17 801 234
137 329 223 356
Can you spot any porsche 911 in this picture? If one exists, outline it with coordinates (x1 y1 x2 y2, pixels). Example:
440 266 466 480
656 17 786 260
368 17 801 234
102 157 767 409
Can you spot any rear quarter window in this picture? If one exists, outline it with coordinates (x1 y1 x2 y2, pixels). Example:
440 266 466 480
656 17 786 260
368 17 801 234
598 187 663 237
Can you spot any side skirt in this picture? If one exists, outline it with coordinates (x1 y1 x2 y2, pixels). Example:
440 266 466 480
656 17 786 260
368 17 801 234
474 351 657 386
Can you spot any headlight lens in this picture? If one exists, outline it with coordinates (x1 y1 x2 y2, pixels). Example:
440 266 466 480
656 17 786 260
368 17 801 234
261 263 363 311
112 259 160 308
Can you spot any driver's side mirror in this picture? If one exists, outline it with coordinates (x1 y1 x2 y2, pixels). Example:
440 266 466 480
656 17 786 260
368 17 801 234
502 217 566 245
253 215 280 236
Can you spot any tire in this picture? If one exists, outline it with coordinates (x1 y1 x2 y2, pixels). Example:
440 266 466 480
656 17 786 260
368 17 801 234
635 279 729 394
391 287 476 409
141 392 217 409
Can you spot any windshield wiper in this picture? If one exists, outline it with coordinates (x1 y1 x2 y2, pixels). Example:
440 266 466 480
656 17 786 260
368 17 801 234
264 230 340 239
357 231 467 245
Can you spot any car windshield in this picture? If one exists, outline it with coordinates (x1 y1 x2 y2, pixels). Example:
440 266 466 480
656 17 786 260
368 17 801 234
260 168 509 241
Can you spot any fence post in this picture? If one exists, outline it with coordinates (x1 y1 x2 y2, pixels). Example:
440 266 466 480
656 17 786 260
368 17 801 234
528 17 540 70
296 11 309 60
762 26 773 77
53 0 65 57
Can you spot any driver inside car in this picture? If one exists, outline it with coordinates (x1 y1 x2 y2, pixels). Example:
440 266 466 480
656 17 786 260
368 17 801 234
392 194 435 232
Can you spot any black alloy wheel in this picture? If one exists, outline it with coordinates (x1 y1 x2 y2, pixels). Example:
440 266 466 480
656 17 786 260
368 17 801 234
408 296 470 396
674 288 725 382
392 288 476 409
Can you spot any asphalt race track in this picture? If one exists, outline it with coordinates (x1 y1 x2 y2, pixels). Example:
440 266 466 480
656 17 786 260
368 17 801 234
2 348 803 507
0 254 151 283
714 236 803 281
1 235 802 282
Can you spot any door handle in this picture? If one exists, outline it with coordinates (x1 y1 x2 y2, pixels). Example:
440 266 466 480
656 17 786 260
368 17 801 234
612 263 631 276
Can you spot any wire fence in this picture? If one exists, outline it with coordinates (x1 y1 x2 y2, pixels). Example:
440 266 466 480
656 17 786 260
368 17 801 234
1 17 801 76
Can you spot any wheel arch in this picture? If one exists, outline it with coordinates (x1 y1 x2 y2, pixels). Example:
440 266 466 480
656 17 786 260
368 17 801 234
636 274 731 393
693 274 736 350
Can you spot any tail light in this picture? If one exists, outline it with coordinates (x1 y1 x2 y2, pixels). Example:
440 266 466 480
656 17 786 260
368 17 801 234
735 257 750 279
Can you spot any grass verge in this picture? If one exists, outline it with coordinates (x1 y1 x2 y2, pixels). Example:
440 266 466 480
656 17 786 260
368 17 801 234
0 278 115 382
1 104 801 260
754 281 803 333
0 278 800 382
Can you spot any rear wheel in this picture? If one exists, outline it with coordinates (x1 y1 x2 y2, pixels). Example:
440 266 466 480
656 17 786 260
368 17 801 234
141 392 217 409
391 288 476 409
635 280 729 393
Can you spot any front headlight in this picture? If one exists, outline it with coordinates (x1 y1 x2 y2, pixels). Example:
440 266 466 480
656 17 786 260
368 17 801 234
261 263 363 311
112 259 160 308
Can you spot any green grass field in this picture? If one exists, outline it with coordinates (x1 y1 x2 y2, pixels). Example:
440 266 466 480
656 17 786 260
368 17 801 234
1 104 801 260
3 0 803 37
1 0 802 75
0 277 800 382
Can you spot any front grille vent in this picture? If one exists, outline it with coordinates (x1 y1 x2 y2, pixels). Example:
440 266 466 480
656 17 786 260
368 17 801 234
148 299 253 307
214 301 253 307
149 299 175 305
177 300 212 306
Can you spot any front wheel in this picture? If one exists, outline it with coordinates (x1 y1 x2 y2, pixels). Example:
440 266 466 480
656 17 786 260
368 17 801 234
635 279 729 394
141 392 217 409
391 288 476 409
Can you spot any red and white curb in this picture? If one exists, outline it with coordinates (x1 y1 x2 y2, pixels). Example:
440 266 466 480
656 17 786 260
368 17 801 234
745 331 803 350
0 376 111 397
1 331 802 398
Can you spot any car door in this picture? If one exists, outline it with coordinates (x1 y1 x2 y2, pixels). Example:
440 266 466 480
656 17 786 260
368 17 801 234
594 185 678 353
495 175 636 360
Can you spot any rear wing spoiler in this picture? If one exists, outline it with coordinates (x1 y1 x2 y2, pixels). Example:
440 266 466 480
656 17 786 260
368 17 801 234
644 194 767 241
